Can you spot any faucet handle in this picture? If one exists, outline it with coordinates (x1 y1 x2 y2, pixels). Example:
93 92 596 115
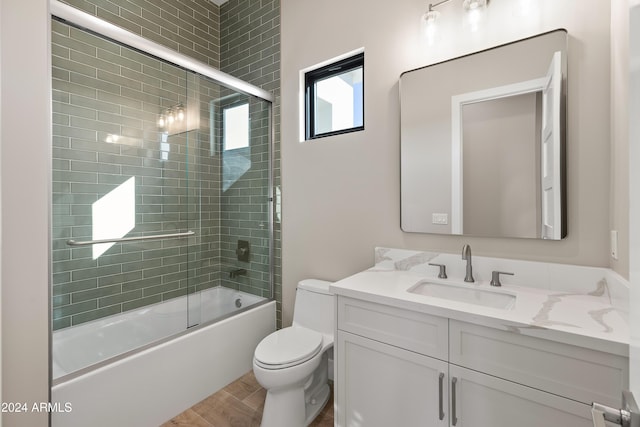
490 271 514 287
429 263 448 279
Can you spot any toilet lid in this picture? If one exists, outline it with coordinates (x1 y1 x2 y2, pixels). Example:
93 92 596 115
254 327 323 367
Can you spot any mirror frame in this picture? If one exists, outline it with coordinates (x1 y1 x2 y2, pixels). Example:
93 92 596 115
399 29 567 240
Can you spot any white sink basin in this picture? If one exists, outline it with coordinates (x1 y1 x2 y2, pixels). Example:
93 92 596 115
407 281 516 310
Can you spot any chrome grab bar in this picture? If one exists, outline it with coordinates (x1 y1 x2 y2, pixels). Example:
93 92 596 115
66 231 195 246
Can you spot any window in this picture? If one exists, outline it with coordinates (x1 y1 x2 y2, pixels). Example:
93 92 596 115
305 52 364 140
223 103 250 150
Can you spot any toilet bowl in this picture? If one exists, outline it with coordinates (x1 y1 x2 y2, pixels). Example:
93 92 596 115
253 279 334 427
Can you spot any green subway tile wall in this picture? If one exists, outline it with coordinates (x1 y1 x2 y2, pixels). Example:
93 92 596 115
220 0 281 328
59 0 221 68
51 0 280 330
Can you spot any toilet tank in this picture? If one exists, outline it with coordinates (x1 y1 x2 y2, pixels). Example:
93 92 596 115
292 279 334 335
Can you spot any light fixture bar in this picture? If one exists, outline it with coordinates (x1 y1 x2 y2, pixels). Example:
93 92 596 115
428 0 452 11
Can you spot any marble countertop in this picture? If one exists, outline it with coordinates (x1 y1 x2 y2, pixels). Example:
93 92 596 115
330 249 629 357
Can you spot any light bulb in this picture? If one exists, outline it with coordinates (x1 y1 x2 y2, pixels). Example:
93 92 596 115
463 0 486 10
423 9 440 25
463 0 486 32
422 12 440 45
158 116 165 127
177 108 184 121
467 8 481 29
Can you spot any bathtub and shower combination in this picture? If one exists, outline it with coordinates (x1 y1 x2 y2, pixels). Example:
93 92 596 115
52 287 274 426
50 2 276 426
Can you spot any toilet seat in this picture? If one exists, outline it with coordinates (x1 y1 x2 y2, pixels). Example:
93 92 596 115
254 327 323 369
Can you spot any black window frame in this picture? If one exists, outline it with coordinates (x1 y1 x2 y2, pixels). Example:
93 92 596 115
305 52 364 140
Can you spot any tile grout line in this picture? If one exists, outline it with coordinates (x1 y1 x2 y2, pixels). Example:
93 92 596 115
190 409 215 427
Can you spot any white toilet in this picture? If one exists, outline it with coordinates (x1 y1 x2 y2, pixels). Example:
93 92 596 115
253 279 334 427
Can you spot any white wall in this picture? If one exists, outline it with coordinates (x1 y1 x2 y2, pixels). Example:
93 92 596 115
0 0 51 425
628 0 640 396
281 0 614 325
611 0 631 281
0 0 4 421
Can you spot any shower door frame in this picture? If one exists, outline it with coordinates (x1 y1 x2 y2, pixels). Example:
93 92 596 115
49 0 276 354
50 1 274 103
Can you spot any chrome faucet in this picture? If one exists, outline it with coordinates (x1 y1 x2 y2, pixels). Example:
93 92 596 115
490 271 514 287
461 244 474 283
229 268 247 279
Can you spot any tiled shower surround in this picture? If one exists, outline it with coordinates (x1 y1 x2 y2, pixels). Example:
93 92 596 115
51 0 281 331
220 0 282 326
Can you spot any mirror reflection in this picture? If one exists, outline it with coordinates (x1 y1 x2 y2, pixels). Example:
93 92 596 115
400 29 567 239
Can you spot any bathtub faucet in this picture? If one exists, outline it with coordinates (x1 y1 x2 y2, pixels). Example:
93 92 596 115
230 268 247 279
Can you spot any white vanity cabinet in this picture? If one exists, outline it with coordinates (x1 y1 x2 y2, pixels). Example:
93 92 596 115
448 365 591 426
337 331 449 426
335 296 627 427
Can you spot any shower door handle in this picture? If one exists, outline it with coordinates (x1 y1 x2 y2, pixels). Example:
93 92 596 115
66 230 195 246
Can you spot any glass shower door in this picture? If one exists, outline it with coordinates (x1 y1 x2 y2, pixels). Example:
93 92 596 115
51 14 273 379
190 72 273 325
51 19 197 377
217 92 272 299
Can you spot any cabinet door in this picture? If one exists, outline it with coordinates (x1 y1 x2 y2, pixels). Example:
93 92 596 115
449 320 627 407
336 330 448 427
449 365 592 427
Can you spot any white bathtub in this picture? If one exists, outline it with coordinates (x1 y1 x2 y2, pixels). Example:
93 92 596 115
51 286 275 427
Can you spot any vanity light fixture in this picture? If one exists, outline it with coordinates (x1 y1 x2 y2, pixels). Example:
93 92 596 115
157 104 185 130
422 0 489 33
463 0 487 31
422 0 449 44
422 0 449 27
423 2 443 25
463 0 487 10
157 102 199 137
105 134 119 144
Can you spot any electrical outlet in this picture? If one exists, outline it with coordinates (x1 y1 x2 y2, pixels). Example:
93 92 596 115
610 230 618 260
432 213 448 225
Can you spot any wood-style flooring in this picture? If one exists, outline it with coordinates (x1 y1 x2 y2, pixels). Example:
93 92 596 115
161 370 334 427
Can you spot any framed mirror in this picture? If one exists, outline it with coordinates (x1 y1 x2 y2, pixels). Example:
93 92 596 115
400 29 567 239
